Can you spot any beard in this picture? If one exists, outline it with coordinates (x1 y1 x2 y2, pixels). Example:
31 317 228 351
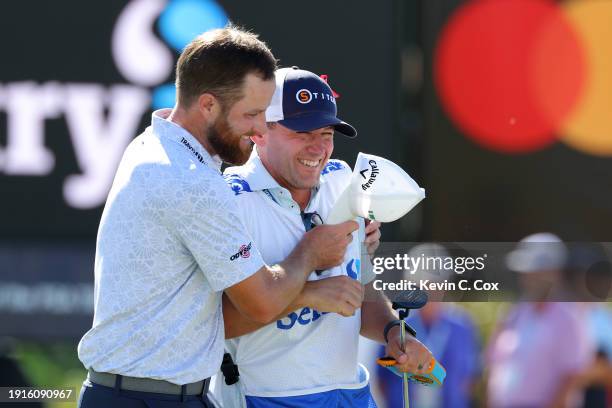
207 113 253 166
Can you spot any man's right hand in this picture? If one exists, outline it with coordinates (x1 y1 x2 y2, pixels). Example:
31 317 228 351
295 220 359 271
302 275 364 317
225 220 358 325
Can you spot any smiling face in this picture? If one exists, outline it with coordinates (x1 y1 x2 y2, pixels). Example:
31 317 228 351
207 73 276 165
255 123 334 202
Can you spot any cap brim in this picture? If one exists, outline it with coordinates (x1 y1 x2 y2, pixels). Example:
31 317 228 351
278 113 357 138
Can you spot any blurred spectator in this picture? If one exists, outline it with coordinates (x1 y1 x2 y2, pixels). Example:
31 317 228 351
486 233 593 408
577 348 612 408
565 244 612 407
564 243 612 302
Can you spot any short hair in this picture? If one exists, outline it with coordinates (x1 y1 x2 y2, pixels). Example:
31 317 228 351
175 26 277 108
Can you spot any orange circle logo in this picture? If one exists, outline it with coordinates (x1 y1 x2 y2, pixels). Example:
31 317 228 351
296 89 312 104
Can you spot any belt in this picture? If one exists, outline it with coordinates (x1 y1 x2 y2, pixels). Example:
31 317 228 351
87 369 210 396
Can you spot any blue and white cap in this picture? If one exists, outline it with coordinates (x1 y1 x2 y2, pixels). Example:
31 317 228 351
265 66 357 138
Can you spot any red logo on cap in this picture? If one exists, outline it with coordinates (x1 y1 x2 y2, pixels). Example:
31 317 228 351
320 74 341 99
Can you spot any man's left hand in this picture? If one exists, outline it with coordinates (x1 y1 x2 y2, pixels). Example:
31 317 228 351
385 325 433 375
364 220 381 257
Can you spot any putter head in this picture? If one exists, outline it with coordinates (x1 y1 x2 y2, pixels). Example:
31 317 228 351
391 290 429 311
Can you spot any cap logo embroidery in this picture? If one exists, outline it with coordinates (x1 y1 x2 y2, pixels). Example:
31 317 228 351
296 89 313 104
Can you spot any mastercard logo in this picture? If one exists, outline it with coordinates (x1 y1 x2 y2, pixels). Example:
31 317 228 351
296 89 313 104
434 0 612 156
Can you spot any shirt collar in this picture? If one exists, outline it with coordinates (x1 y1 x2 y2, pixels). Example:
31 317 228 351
226 148 324 193
152 108 223 172
225 149 324 213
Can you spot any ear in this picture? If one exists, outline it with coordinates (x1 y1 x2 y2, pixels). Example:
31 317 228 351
197 93 221 121
252 122 276 147
251 133 266 147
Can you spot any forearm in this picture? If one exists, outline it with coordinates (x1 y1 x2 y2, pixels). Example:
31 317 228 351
224 222 355 324
360 282 397 343
258 252 315 318
223 293 267 339
224 284 313 339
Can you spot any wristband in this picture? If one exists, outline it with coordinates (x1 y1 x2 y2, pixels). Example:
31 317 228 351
383 320 401 343
383 319 417 343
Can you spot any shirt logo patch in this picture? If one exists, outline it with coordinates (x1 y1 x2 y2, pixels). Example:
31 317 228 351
321 160 344 175
180 137 205 164
230 242 252 261
224 174 252 195
346 258 360 280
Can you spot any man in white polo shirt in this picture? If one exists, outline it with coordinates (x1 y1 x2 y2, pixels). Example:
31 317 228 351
77 29 358 408
219 67 433 407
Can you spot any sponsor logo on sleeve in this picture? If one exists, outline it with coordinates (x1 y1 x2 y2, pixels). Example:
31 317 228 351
230 242 252 261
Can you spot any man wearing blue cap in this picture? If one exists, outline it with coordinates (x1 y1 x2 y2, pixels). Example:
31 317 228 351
218 67 433 407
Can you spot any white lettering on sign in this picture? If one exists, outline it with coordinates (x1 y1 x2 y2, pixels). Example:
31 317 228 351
0 82 62 175
63 84 149 208
0 82 150 209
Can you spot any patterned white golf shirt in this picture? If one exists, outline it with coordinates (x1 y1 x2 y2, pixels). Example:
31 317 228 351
78 109 264 385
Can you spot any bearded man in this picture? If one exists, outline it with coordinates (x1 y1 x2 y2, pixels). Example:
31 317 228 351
77 28 358 408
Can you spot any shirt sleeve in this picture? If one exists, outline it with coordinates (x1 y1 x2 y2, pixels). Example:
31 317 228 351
171 173 265 292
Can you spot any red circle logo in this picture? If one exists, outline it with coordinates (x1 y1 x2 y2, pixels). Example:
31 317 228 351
239 244 250 258
434 0 586 154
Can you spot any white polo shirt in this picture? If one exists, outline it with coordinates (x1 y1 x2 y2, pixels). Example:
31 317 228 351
78 109 264 385
221 151 370 398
